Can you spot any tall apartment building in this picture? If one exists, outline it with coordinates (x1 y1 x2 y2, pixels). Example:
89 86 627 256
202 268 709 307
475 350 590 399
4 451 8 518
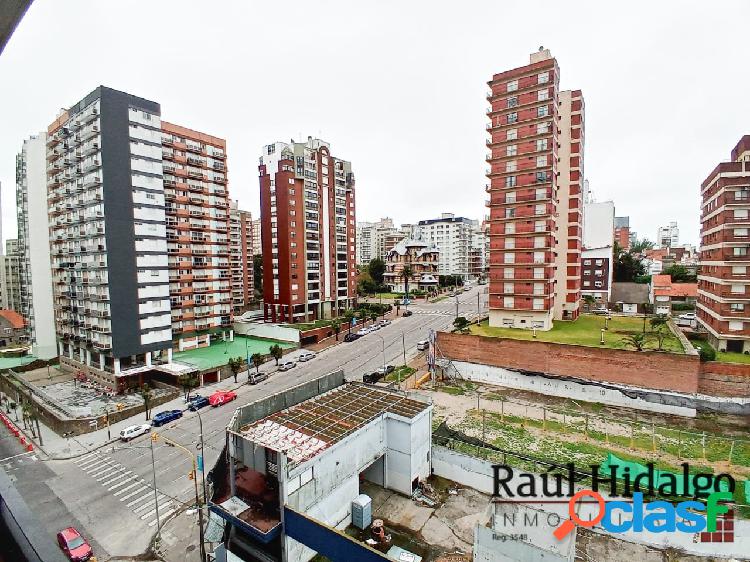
48 87 173 375
356 221 375 264
697 136 750 353
259 137 356 323
0 240 22 314
614 216 631 249
250 218 261 256
581 201 615 302
412 213 480 280
486 48 584 330
356 217 399 264
162 122 232 350
16 134 57 359
229 200 255 313
656 221 679 248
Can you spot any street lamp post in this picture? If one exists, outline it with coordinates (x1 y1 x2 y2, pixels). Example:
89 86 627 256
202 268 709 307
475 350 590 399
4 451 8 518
149 434 162 544
374 333 386 376
194 408 209 509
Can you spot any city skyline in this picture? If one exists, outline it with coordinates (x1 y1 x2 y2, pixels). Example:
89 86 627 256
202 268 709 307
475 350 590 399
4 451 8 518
2 1 749 249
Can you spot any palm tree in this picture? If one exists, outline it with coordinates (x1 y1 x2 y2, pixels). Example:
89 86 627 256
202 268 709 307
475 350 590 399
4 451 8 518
369 311 379 325
178 372 200 400
622 333 649 352
140 384 153 421
269 344 283 365
332 319 342 341
401 265 414 305
343 309 355 334
251 352 263 374
228 356 243 383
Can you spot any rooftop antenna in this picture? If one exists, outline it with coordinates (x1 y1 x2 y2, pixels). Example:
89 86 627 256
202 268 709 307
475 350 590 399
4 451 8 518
539 45 544 51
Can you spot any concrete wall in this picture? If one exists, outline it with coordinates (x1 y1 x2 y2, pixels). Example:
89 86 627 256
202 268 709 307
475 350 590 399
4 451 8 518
432 445 494 495
437 332 699 394
233 322 300 344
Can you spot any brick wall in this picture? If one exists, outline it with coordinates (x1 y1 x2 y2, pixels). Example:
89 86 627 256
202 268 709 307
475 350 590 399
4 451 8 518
436 332 700 394
698 361 750 397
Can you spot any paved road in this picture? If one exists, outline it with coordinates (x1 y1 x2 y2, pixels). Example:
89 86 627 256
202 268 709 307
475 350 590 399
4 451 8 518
3 285 488 559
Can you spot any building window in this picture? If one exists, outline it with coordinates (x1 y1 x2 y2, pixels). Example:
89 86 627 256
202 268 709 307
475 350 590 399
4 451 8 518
507 112 518 124
583 260 591 265
595 270 603 276
503 296 515 308
505 176 517 187
734 247 748 256
731 284 744 294
595 259 603 265
534 204 546 216
537 122 550 135
538 90 549 101
504 253 515 264
732 266 747 275
534 236 545 249
537 106 549 118
533 283 544 296
533 268 544 279
735 189 749 201
533 298 544 310
507 96 518 108
533 251 545 264
507 80 518 92
506 145 517 157
535 187 546 199
583 280 591 287
506 128 517 141
506 161 517 172
731 303 745 312
735 228 749 237
506 238 515 249
504 267 514 279
505 191 516 203
505 208 515 218
729 320 744 331
505 222 515 234
734 209 748 220
536 155 546 167
504 282 514 294
536 139 548 151
535 220 545 233
538 72 549 84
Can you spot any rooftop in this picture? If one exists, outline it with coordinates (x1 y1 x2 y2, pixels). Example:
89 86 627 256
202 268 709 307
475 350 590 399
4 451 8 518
0 310 25 329
240 383 430 464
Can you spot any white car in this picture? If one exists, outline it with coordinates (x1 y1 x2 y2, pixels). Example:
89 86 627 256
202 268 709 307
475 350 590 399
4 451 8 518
120 423 151 442
679 313 697 321
356 328 369 337
298 351 316 362
379 319 392 327
278 360 297 371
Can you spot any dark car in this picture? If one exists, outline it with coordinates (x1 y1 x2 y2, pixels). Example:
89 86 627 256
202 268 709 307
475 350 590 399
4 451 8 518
248 372 269 385
151 409 183 427
363 371 385 384
402 310 413 317
344 332 360 342
57 527 92 561
187 395 209 411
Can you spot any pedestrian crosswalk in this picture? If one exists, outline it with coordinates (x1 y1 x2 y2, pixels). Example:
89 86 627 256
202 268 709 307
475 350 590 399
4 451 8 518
74 451 182 527
410 309 453 315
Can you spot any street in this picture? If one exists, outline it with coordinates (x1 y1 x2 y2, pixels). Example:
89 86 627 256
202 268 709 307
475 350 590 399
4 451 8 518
0 285 487 560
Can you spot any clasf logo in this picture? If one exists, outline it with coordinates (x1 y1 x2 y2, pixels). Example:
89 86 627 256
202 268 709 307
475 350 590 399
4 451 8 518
553 489 734 540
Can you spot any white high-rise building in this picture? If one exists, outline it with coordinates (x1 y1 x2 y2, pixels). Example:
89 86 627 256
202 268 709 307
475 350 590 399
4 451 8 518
656 221 679 248
16 134 57 359
412 213 479 280
356 217 398 263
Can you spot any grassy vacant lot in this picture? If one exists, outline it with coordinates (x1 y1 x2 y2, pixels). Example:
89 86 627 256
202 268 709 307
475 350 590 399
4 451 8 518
717 350 750 364
469 314 684 353
384 365 416 383
285 319 333 331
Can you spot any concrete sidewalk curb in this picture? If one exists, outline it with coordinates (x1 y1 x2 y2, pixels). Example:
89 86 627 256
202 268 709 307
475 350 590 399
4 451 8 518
46 436 122 461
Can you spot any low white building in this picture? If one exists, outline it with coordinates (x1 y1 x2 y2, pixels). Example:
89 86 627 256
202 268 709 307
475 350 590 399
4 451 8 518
214 381 433 562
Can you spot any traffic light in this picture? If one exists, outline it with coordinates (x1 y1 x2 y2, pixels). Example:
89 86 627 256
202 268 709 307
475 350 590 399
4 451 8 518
188 470 194 480
151 432 158 443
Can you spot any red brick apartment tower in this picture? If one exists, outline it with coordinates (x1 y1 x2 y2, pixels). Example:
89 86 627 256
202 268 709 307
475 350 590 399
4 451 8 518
161 122 232 350
486 48 583 330
698 135 750 353
259 138 356 323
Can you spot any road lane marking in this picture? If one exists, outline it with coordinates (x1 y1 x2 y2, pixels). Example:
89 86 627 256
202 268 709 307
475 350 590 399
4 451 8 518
89 464 119 478
127 491 156 508
74 453 97 465
121 487 151 503
140 501 172 520
107 475 136 490
99 470 132 484
79 457 109 470
149 508 175 526
114 481 142 496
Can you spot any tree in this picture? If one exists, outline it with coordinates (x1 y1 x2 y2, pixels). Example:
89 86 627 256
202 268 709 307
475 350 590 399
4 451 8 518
662 264 697 283
332 318 342 341
253 255 263 293
613 242 647 282
629 238 655 254
621 333 649 352
269 344 283 365
251 353 263 374
343 309 355 334
453 316 470 333
178 372 199 400
140 384 153 421
641 302 654 333
228 356 244 383
369 311 379 325
649 314 670 351
582 294 595 311
401 266 414 301
368 258 386 288
649 314 669 331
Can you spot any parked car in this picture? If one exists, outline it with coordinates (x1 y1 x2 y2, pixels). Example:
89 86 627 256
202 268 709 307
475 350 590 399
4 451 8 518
370 323 381 330
298 350 316 362
402 310 413 317
248 372 269 385
679 313 697 321
363 371 384 384
592 307 610 315
278 360 297 371
356 328 370 336
379 319 392 327
416 340 429 351
187 395 209 411
57 527 93 561
119 423 151 442
343 332 360 342
209 390 237 407
463 286 471 292
151 409 183 427
376 365 395 376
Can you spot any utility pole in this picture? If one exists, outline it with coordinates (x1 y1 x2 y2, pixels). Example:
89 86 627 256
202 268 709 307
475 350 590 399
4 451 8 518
150 433 161 543
402 333 407 366
477 292 480 319
455 296 459 320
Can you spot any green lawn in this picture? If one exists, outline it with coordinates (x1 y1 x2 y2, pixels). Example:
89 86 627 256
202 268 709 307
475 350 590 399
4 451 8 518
173 336 295 370
470 314 684 353
0 355 37 370
716 350 750 364
285 319 333 331
384 365 416 382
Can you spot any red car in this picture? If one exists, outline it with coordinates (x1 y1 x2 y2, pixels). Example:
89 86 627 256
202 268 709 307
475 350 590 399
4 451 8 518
57 527 92 561
209 390 237 407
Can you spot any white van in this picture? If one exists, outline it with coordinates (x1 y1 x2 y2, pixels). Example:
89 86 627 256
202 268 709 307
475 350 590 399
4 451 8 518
416 340 429 351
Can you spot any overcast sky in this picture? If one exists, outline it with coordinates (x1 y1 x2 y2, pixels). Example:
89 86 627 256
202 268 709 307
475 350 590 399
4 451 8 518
1 0 748 248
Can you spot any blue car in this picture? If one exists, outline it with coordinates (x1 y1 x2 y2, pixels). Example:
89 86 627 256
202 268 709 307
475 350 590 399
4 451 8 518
187 395 209 411
151 409 183 427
